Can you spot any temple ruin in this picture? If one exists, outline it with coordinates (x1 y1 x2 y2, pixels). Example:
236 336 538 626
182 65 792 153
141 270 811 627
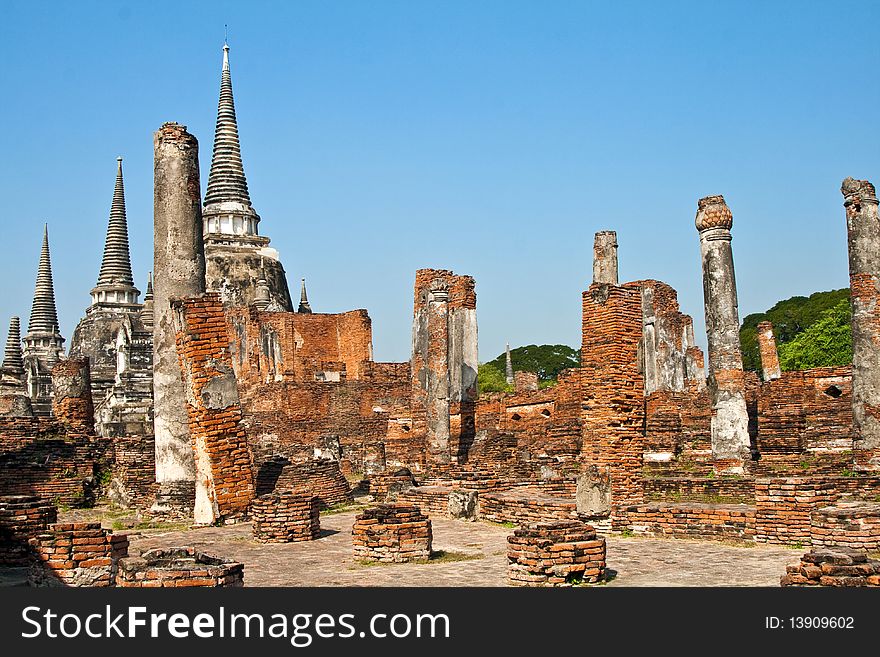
1 42 878 589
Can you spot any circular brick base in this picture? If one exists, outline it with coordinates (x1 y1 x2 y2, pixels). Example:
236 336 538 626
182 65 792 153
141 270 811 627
117 547 244 587
0 495 57 565
252 491 321 543
352 504 432 563
507 520 606 586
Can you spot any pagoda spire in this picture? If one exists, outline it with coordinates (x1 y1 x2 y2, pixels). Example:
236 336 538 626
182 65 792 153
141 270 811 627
204 41 258 237
28 225 60 333
2 316 24 372
505 342 514 385
298 278 312 314
91 158 140 308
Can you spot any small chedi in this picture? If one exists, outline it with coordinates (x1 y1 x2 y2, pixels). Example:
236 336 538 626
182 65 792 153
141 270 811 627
116 547 244 588
352 504 432 563
251 490 321 543
507 520 606 587
781 548 880 587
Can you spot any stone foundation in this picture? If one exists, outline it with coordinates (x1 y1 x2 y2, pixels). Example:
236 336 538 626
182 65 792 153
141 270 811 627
0 495 57 565
810 501 880 551
352 504 432 563
116 547 244 587
251 491 321 543
781 548 880 587
28 522 129 587
507 520 606 586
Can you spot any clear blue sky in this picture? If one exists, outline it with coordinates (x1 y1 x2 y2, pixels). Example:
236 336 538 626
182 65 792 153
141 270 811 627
1 1 877 363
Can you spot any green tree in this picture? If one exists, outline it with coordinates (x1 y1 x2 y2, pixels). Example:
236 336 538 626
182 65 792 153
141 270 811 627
484 344 580 382
477 363 512 394
778 299 852 371
739 288 850 370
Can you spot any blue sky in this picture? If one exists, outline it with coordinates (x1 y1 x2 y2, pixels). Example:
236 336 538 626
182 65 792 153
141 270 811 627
1 1 877 363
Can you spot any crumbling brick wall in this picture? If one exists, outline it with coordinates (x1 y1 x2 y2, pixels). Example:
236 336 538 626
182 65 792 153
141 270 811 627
0 417 104 505
172 293 255 524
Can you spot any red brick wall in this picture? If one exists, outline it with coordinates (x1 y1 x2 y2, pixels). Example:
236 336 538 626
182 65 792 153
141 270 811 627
173 294 255 521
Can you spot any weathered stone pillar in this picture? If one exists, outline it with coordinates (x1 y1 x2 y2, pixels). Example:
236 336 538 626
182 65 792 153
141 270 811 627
695 195 751 474
842 178 880 471
51 358 94 430
426 281 451 465
593 231 618 285
756 321 782 381
152 122 205 506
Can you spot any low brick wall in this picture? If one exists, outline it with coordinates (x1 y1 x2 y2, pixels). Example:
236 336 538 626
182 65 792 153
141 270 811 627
810 502 880 551
507 520 606 586
251 491 321 543
116 547 244 587
0 495 57 565
369 469 416 502
625 502 755 541
28 522 129 587
643 476 756 503
480 489 577 525
352 505 432 563
259 459 352 509
396 486 453 516
781 548 880 587
755 477 836 545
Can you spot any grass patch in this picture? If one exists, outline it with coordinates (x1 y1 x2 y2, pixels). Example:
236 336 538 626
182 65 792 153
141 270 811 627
111 520 190 532
644 491 752 505
481 520 517 529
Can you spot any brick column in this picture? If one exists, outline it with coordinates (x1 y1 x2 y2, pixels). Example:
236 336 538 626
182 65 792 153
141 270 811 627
756 321 782 381
172 293 255 524
152 122 205 507
51 358 94 430
842 178 880 471
695 195 751 474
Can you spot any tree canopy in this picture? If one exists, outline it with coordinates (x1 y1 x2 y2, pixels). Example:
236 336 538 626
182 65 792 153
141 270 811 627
478 344 579 393
739 288 850 371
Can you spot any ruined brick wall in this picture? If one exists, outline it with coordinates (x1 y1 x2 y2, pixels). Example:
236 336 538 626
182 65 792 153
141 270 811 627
172 293 255 523
240 364 412 473
755 367 853 458
226 306 374 385
514 371 539 392
580 282 645 523
0 495 57 564
0 417 104 505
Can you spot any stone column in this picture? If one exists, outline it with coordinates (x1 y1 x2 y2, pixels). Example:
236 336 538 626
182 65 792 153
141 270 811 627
426 282 451 466
756 321 782 381
695 195 751 474
152 122 206 504
842 178 880 471
593 231 619 285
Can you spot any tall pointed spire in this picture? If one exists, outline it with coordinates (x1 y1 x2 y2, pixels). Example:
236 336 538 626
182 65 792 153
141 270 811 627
298 278 312 314
204 42 255 215
2 317 24 372
29 225 60 333
91 158 140 308
505 343 514 385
